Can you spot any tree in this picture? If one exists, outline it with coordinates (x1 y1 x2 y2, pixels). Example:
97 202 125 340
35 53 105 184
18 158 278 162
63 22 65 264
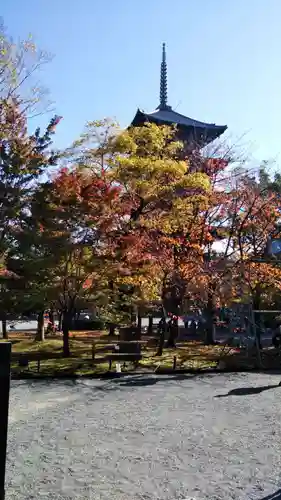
188 156 235 344
0 21 61 336
0 100 60 245
0 262 19 339
0 20 52 114
105 122 211 348
53 120 211 352
11 163 122 354
191 165 281 346
0 97 61 336
230 172 281 346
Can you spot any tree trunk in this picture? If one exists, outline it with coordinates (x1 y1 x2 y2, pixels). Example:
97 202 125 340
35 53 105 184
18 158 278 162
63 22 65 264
58 311 62 331
205 320 215 345
166 318 178 348
156 319 166 356
131 310 137 324
35 310 45 341
253 287 262 350
2 315 7 340
204 290 216 345
137 313 142 333
49 307 54 325
108 323 116 336
62 310 72 357
147 315 153 335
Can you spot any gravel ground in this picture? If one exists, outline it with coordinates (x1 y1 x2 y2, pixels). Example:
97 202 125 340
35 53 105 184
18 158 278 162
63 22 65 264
5 373 281 500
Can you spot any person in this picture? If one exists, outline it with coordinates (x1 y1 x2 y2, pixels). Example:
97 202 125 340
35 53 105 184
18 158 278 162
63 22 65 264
272 320 281 348
156 317 166 339
190 318 197 336
46 320 57 335
157 317 166 330
167 316 172 333
183 313 192 331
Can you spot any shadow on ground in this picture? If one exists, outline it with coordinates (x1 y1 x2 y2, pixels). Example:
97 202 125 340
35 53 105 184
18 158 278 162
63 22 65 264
110 373 197 387
89 373 201 390
216 383 281 398
259 489 281 500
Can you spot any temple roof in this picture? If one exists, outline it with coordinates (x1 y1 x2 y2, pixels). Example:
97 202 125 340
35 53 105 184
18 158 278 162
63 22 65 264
130 43 227 146
131 107 227 136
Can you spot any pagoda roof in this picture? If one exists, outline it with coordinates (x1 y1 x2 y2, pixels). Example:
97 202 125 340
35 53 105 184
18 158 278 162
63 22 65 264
131 107 227 139
130 43 227 146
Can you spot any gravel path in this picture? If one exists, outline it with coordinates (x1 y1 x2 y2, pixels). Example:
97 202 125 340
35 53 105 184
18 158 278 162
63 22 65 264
5 373 281 500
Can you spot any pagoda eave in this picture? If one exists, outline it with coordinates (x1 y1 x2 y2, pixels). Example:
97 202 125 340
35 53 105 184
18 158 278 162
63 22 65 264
131 108 227 147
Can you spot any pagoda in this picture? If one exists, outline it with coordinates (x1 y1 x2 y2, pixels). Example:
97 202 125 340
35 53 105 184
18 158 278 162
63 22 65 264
131 43 227 150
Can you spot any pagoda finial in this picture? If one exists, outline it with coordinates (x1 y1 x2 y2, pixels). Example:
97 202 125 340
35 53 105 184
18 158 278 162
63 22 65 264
159 42 169 110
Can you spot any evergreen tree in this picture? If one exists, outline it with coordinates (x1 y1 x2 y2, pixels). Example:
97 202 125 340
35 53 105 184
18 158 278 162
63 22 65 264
0 99 61 337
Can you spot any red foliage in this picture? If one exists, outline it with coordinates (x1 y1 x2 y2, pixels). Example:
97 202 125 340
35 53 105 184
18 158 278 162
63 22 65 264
205 158 228 175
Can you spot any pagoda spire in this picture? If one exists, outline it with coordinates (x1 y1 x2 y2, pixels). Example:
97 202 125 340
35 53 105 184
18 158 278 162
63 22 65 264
130 43 227 147
158 43 170 110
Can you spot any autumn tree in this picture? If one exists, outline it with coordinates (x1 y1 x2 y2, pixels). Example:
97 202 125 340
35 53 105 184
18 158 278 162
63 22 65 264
186 163 281 346
10 162 123 354
0 20 52 114
182 154 234 344
0 21 60 337
228 171 281 346
0 21 58 271
103 121 211 347
55 120 211 352
0 260 19 338
0 96 61 336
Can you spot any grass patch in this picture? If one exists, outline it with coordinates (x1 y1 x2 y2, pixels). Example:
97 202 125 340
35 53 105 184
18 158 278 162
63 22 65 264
12 338 63 353
139 344 223 371
11 358 110 377
1 332 237 378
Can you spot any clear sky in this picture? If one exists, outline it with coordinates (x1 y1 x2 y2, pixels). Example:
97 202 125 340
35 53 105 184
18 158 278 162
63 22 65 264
2 0 281 162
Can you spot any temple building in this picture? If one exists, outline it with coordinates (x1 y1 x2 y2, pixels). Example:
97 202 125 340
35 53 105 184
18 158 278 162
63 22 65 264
131 43 227 150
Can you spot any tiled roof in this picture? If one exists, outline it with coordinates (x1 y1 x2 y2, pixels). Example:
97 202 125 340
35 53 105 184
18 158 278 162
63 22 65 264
131 108 227 138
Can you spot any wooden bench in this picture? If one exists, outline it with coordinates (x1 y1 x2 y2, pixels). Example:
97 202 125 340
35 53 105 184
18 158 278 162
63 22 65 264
106 353 142 371
92 341 146 359
92 341 143 371
18 356 30 370
13 352 63 373
16 354 42 373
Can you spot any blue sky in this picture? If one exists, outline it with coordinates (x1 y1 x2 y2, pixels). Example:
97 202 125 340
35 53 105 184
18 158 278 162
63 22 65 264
2 0 281 162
